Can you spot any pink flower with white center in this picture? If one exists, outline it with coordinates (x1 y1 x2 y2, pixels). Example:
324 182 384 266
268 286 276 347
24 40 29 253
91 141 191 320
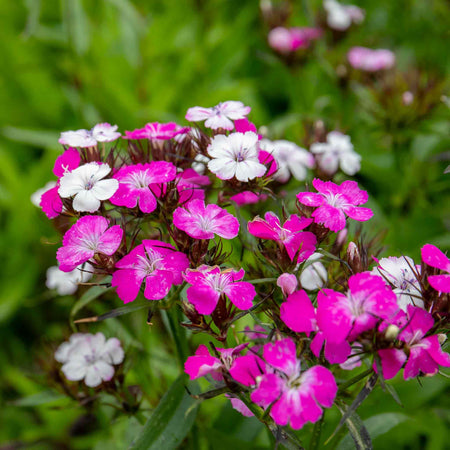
375 306 450 380
173 199 239 240
248 339 337 429
230 191 268 206
371 256 423 310
46 263 93 296
280 290 352 364
317 272 398 343
258 139 315 183
183 265 256 315
185 101 251 130
277 273 298 296
185 344 248 381
176 168 210 204
57 216 123 272
91 123 121 142
300 253 328 291
207 132 266 182
310 131 361 176
55 332 124 387
124 122 188 140
109 162 176 213
324 0 365 31
248 212 316 262
421 244 450 293
112 240 189 303
348 47 395 72
58 162 118 212
268 27 322 53
297 179 373 232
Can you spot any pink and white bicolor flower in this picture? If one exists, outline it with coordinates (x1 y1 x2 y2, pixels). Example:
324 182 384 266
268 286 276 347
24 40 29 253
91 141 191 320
421 244 450 293
297 179 373 232
173 199 239 240
55 332 124 388
59 123 121 147
59 162 118 212
112 240 189 303
375 306 450 380
248 212 316 263
207 132 267 182
347 47 395 72
109 162 176 213
57 216 123 272
183 265 256 315
185 101 251 130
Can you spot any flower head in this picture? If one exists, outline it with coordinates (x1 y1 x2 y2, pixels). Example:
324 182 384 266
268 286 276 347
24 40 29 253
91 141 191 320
46 263 93 296
248 212 316 262
91 123 121 142
55 332 124 387
297 179 373 232
184 265 255 315
268 27 322 53
207 132 266 182
300 253 328 291
112 240 189 303
124 122 188 140
421 244 450 293
347 47 395 72
59 123 120 147
173 199 239 240
324 0 365 31
310 131 361 176
110 162 176 213
58 162 118 212
185 101 251 130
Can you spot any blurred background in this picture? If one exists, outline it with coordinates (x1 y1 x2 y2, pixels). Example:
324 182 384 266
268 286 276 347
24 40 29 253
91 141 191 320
0 0 449 448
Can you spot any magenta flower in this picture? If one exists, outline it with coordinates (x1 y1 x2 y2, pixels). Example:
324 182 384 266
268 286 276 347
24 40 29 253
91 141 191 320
53 148 80 178
176 168 210 204
183 265 256 315
347 47 395 72
268 27 322 53
248 212 316 262
277 273 298 296
185 101 251 130
376 306 450 380
40 184 63 219
185 344 247 381
111 240 189 303
421 244 450 293
57 216 123 272
230 191 268 206
124 122 188 140
297 179 373 232
173 199 239 240
109 162 176 213
317 273 398 343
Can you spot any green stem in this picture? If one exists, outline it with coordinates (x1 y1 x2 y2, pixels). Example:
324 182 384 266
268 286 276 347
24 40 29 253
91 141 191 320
161 306 189 370
309 412 324 450
338 368 373 393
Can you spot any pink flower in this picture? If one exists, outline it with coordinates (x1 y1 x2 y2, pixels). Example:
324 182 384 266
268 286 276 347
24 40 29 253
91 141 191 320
57 216 123 272
176 169 210 204
124 122 188 140
421 244 450 293
185 101 251 130
277 273 298 296
297 179 373 232
227 397 254 417
185 344 247 381
109 162 176 213
40 184 63 219
234 118 258 134
268 27 322 53
53 148 81 178
376 306 450 380
183 265 256 315
347 47 395 72
173 200 239 240
248 212 316 262
111 240 189 303
230 191 268 206
317 273 398 343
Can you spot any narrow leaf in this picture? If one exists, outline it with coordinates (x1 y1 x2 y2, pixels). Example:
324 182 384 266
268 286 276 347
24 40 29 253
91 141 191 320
70 279 112 321
335 404 372 450
74 302 149 323
11 390 67 407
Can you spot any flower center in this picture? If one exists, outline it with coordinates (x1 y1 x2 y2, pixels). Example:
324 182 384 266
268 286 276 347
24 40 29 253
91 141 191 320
127 171 150 189
207 273 231 293
84 175 96 190
324 192 348 209
137 251 163 275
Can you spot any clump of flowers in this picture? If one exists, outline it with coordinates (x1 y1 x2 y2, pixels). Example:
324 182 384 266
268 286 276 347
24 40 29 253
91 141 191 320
34 100 449 447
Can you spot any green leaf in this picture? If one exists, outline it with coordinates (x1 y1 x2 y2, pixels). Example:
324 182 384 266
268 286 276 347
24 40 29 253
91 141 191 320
70 279 113 322
11 390 67 407
335 404 372 450
129 375 199 450
1 126 59 148
74 301 149 324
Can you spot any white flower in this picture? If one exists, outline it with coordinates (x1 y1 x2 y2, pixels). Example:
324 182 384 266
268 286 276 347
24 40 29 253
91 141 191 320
300 253 327 290
185 101 251 130
31 181 57 207
310 131 361 176
58 162 118 212
207 132 266 182
55 332 124 387
59 123 121 147
323 0 364 31
192 154 211 175
46 263 93 296
259 139 315 182
371 256 424 311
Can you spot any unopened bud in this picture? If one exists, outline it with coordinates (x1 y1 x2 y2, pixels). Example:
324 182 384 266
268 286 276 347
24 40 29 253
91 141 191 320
336 228 348 247
438 333 447 345
402 91 414 106
347 241 363 273
277 273 298 296
385 324 400 341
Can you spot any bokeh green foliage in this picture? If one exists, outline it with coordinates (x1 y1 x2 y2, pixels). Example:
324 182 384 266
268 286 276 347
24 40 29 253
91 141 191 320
0 0 449 448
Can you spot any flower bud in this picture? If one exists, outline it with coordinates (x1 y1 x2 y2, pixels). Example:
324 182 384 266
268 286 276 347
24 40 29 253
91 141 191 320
347 241 363 273
402 91 414 106
277 273 298 296
438 333 447 345
384 324 400 341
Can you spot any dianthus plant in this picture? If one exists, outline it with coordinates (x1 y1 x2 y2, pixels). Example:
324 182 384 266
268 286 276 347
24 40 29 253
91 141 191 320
37 101 449 449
